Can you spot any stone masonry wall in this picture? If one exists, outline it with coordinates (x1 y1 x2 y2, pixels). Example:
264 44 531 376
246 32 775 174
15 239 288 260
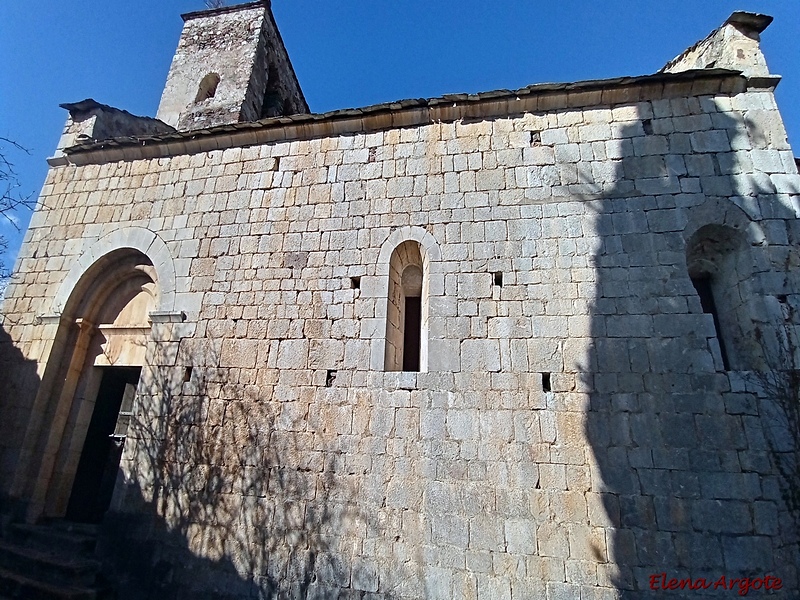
156 5 268 130
3 76 800 598
155 3 307 131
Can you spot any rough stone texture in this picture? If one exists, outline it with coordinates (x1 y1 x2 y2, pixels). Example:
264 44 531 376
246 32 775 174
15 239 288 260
49 99 175 166
156 1 308 131
662 12 774 79
2 7 800 600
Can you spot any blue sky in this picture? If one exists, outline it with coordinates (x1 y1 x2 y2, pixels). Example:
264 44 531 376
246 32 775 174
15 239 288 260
1 1 798 273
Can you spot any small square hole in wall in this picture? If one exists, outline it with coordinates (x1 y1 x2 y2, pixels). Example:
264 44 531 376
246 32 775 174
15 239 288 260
542 372 551 392
529 130 541 146
183 366 193 383
493 272 503 287
326 369 337 387
642 119 654 135
350 276 361 289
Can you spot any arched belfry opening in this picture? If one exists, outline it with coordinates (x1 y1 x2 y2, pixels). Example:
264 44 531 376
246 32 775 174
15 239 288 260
195 72 220 103
686 224 761 371
385 241 427 372
30 249 158 523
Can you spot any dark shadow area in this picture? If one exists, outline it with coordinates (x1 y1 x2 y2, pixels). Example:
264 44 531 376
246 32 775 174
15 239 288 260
0 316 43 528
99 338 385 600
583 90 800 596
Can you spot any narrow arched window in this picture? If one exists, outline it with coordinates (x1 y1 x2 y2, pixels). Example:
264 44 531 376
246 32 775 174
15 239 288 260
195 73 220 102
686 224 760 370
385 241 425 371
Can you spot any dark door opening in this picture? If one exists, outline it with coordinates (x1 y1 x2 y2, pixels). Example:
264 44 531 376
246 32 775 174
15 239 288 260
66 366 141 523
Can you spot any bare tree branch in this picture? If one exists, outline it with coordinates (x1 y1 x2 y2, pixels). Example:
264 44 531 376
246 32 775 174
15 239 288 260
0 136 34 224
749 294 800 538
0 137 35 280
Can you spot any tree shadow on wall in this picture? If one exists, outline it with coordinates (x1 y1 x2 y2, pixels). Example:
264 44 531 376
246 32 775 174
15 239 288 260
582 85 800 597
0 316 42 527
99 337 383 599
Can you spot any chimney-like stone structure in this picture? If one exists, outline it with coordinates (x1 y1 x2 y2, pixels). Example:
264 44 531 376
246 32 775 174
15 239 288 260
155 0 308 131
47 99 175 166
661 11 774 79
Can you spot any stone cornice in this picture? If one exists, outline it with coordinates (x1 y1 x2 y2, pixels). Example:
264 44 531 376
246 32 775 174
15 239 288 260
60 69 752 167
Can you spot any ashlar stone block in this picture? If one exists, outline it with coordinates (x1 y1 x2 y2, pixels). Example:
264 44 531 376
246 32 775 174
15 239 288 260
461 339 501 372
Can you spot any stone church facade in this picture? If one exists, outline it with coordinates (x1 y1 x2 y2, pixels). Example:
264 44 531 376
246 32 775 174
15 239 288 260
1 2 799 598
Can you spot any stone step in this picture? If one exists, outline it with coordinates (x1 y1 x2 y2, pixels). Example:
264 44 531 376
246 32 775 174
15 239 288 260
46 522 99 538
6 524 96 556
0 539 101 588
0 566 97 600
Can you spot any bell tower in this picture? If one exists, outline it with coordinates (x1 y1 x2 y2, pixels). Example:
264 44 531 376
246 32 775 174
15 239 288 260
156 0 308 131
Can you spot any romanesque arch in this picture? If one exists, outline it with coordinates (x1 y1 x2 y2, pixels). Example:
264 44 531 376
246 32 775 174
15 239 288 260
682 199 765 371
681 196 764 248
14 238 171 522
373 226 442 373
50 227 176 316
384 241 425 372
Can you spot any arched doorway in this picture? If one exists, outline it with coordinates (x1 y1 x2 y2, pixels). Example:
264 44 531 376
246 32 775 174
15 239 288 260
41 249 159 522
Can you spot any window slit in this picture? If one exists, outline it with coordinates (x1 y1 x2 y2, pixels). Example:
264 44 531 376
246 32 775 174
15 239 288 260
542 372 551 392
326 370 337 387
402 296 422 372
691 275 730 370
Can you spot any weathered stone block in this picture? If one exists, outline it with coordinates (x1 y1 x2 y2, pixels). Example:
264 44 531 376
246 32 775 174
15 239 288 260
220 339 259 368
504 519 536 555
722 536 774 571
692 499 752 534
446 409 478 441
275 339 309 369
461 339 501 372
